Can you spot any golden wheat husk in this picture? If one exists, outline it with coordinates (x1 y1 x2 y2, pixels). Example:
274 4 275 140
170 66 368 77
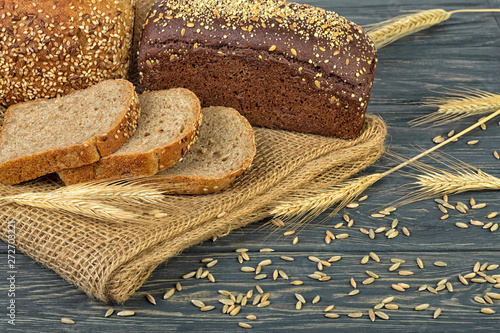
1 192 140 222
390 154 500 206
53 180 165 204
270 173 383 221
271 108 500 222
366 9 500 49
410 88 500 127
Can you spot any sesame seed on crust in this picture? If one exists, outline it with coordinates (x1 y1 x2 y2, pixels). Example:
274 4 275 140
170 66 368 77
0 0 135 106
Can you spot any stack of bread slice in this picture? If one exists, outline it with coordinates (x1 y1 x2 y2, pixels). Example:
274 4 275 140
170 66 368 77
0 80 256 193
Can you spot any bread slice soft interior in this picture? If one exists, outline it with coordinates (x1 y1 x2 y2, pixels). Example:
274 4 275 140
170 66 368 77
145 106 256 194
0 79 139 185
57 88 202 185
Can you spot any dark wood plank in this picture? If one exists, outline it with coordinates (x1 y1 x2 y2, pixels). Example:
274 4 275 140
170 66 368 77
1 0 500 331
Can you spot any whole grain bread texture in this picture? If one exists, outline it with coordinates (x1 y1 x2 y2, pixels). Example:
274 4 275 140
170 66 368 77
0 0 136 106
58 88 202 185
0 79 140 185
143 106 256 194
138 0 377 139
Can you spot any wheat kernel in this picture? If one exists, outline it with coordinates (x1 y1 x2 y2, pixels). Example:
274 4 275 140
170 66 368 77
415 303 430 311
385 304 399 310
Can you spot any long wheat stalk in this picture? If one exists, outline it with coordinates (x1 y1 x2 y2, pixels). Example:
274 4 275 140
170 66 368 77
271 108 500 220
1 192 140 222
366 9 500 49
53 180 165 204
0 180 166 222
410 88 500 127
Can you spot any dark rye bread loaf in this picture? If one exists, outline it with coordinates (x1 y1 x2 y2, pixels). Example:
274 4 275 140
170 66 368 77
138 0 377 139
0 0 135 106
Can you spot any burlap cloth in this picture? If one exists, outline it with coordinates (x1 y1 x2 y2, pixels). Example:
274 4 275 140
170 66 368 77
0 0 387 303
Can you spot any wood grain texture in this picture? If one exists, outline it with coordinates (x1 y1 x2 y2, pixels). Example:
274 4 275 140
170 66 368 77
1 0 500 331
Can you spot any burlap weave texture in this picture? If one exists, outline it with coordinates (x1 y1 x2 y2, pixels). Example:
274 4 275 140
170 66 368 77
0 1 386 303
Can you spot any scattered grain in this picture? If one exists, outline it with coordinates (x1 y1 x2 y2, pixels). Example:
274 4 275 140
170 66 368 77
325 313 340 318
117 311 135 317
434 261 448 267
146 294 156 305
357 195 369 202
369 252 380 262
385 304 399 310
239 322 253 329
433 308 442 319
363 277 375 285
348 289 360 296
487 212 498 219
375 311 389 320
389 262 401 272
415 304 430 311
368 309 376 322
257 301 270 308
324 305 335 312
392 284 406 292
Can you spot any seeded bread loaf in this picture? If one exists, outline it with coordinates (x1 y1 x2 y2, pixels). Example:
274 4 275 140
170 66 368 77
0 0 135 106
143 106 256 194
58 88 202 185
0 79 140 185
138 0 377 139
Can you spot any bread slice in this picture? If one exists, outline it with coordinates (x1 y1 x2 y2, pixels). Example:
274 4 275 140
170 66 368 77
143 106 256 194
0 79 140 185
57 88 202 185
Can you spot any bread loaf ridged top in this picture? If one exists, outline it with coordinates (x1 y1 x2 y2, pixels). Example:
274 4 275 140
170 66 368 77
140 0 376 89
0 0 135 106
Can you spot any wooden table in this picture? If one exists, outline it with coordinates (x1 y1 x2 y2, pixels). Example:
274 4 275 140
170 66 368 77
1 0 500 331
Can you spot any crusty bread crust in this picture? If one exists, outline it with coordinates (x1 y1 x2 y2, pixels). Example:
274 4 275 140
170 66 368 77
0 0 135 106
57 89 202 185
0 79 140 185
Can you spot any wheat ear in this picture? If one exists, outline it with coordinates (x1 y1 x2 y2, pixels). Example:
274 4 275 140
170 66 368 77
270 173 383 221
366 9 500 49
1 192 140 222
271 108 500 220
389 154 500 206
410 88 500 127
53 180 165 204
